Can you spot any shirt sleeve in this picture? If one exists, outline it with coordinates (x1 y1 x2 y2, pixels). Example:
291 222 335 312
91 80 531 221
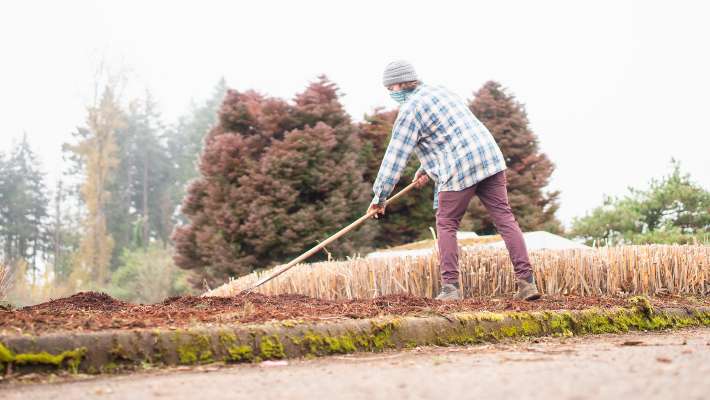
371 106 421 205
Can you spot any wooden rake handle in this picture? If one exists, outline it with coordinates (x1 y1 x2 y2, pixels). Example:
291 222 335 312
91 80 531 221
243 181 419 293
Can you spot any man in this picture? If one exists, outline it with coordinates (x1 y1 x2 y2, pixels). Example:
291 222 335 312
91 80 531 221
367 60 541 301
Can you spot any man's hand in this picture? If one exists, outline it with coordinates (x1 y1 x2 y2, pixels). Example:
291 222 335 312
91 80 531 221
413 170 430 189
367 203 386 219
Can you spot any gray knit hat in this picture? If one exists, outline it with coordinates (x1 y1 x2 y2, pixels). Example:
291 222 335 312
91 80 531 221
382 60 419 87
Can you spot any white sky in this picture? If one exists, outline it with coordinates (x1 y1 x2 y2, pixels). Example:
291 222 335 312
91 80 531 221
1 0 708 227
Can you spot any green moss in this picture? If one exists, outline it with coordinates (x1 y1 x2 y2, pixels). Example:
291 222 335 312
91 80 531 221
0 342 86 373
217 330 253 362
476 311 505 322
441 325 487 345
287 320 399 357
561 306 709 336
294 331 359 355
227 345 254 362
368 321 399 350
280 320 299 328
545 311 574 337
259 335 285 359
109 342 132 362
691 310 710 325
15 352 67 365
454 311 505 323
101 362 119 373
572 308 621 334
218 331 237 348
173 332 214 365
432 305 710 347
0 342 13 362
628 296 653 316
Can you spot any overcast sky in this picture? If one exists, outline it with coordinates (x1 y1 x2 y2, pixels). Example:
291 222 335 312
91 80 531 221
1 0 708 226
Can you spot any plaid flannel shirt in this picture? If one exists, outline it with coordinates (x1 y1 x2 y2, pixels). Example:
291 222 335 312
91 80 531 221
371 84 506 209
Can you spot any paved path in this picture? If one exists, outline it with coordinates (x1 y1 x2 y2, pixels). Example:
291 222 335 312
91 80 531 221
3 328 709 400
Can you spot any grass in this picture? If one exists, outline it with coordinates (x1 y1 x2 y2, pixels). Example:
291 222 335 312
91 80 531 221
206 245 709 300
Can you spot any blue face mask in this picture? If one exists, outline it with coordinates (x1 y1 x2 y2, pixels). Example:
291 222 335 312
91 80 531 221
390 89 414 104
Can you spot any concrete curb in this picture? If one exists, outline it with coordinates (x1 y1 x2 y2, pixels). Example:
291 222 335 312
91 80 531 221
2 302 709 375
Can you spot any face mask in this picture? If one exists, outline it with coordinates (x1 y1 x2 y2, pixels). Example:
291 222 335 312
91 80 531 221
389 89 414 104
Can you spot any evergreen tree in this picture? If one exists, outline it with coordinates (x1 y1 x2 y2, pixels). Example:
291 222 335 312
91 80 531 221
464 81 561 234
173 77 373 287
47 178 81 282
130 92 173 245
105 115 134 265
167 78 228 223
358 109 435 246
0 135 50 282
173 89 287 285
107 91 173 265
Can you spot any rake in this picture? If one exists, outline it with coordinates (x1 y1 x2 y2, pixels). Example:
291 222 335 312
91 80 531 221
243 181 419 293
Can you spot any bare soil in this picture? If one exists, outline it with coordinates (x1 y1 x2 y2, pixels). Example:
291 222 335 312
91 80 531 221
1 291 708 335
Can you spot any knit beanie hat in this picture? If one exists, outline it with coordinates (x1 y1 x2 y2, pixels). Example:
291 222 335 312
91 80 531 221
382 60 419 87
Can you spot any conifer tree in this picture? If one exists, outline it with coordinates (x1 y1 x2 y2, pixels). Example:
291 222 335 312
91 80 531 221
464 81 561 234
0 136 49 281
358 109 435 246
168 78 228 222
108 92 172 259
173 77 373 287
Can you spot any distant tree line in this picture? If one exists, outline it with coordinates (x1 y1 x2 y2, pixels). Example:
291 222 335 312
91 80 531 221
1 78 227 303
0 135 49 284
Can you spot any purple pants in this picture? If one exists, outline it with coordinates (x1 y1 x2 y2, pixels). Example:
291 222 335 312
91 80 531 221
436 171 533 284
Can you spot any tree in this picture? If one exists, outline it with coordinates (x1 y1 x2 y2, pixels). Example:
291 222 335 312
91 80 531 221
108 243 193 303
107 91 173 263
173 77 373 287
358 108 435 246
64 86 124 285
571 161 710 245
47 178 81 282
167 78 228 223
463 81 561 234
0 135 50 282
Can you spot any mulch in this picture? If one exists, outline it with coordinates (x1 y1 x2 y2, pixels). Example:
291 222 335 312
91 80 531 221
1 291 707 336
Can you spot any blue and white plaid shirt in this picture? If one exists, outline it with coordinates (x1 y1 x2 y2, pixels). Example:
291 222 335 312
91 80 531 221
372 84 506 209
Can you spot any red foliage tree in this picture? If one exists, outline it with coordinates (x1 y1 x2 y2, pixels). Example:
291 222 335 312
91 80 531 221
358 109 435 246
172 77 373 287
463 81 561 234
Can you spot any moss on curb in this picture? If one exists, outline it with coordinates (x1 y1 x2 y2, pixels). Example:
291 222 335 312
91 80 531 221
1 300 708 376
433 299 710 347
173 331 214 365
0 342 86 373
259 335 286 359
218 330 253 362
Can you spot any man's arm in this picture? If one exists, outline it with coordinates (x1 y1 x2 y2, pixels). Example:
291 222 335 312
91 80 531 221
371 108 421 206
